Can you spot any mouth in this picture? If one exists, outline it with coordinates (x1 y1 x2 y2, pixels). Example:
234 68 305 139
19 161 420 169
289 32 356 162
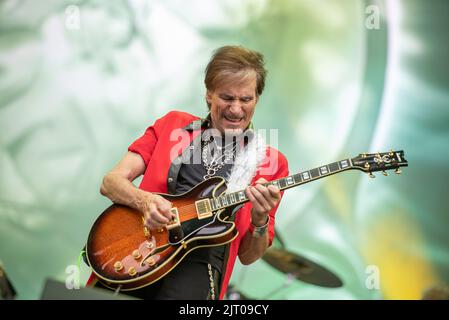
223 115 244 124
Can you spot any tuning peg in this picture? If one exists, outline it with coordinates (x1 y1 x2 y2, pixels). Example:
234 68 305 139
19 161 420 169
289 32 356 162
395 168 402 174
382 171 389 176
389 150 394 156
368 172 375 178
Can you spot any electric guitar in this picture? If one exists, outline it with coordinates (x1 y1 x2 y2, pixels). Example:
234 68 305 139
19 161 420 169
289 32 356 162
86 150 408 291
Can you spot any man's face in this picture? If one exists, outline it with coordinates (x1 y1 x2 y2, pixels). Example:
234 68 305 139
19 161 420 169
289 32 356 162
206 75 258 135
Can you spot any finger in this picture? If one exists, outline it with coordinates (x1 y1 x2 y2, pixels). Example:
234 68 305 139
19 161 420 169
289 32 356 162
254 183 271 199
149 203 169 224
159 206 175 221
154 196 172 211
155 198 175 220
267 185 281 199
143 213 152 228
246 187 265 213
159 197 173 211
147 221 164 230
250 186 272 212
254 184 275 210
152 211 169 224
144 216 165 229
255 178 268 185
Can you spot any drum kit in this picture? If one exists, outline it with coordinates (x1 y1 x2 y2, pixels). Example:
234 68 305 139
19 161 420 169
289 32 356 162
226 230 343 300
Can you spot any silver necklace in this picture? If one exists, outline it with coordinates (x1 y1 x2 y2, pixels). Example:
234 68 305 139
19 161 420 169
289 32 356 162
202 139 236 180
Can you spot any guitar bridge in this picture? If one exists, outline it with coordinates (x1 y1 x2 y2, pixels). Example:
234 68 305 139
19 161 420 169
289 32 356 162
195 199 212 219
166 207 181 230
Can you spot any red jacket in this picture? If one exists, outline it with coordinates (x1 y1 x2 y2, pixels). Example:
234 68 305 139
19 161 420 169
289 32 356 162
88 110 289 299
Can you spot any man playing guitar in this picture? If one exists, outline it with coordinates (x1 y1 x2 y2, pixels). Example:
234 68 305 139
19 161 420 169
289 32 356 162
87 45 289 299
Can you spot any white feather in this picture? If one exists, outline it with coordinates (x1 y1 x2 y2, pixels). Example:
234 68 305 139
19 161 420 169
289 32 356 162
226 131 267 193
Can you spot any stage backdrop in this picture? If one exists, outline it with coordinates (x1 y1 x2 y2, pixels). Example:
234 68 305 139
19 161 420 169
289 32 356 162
1 0 448 299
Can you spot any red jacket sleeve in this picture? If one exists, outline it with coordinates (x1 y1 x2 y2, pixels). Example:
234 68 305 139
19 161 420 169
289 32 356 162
264 149 289 246
245 147 289 247
127 112 174 165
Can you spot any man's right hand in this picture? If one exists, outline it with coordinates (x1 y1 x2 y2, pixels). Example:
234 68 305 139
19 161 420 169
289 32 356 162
100 151 176 230
141 192 175 230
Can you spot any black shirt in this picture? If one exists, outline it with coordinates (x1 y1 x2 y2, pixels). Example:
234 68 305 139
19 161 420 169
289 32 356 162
175 136 236 273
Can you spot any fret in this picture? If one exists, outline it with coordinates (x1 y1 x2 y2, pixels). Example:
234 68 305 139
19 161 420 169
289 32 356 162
310 168 320 179
270 180 280 188
209 158 358 211
293 173 302 183
301 171 310 180
339 159 350 169
214 198 220 209
319 165 329 175
279 178 287 189
329 162 339 172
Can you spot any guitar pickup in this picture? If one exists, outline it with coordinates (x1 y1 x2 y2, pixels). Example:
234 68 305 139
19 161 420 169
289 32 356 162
166 207 181 230
195 199 213 219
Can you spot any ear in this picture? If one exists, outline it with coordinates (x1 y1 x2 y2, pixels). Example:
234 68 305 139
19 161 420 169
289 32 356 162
206 91 212 105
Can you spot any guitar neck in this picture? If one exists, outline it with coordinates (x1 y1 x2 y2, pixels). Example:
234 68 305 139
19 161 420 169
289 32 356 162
209 158 354 211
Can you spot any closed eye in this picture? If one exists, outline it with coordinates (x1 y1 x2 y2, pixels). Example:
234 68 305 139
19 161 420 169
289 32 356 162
240 97 253 103
219 94 253 103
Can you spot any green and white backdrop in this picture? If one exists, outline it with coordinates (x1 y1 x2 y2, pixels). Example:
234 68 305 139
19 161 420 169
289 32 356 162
1 0 448 299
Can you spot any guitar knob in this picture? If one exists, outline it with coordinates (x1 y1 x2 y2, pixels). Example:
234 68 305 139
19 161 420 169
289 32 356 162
144 227 151 237
395 168 402 174
132 250 141 260
146 256 156 267
114 261 123 272
382 171 389 176
368 172 375 178
128 267 137 276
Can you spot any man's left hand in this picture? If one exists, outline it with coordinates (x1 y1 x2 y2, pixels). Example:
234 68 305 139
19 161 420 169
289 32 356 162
246 178 281 226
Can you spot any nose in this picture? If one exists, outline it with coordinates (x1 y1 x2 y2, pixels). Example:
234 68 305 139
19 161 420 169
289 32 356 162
229 100 243 114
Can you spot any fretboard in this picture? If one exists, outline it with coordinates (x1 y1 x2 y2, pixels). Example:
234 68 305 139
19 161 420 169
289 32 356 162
209 158 353 211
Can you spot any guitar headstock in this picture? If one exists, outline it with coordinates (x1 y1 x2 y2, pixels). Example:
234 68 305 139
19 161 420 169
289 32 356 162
351 150 408 177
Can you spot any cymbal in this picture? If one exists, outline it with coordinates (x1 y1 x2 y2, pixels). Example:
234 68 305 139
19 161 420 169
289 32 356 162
225 285 253 300
262 248 343 288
